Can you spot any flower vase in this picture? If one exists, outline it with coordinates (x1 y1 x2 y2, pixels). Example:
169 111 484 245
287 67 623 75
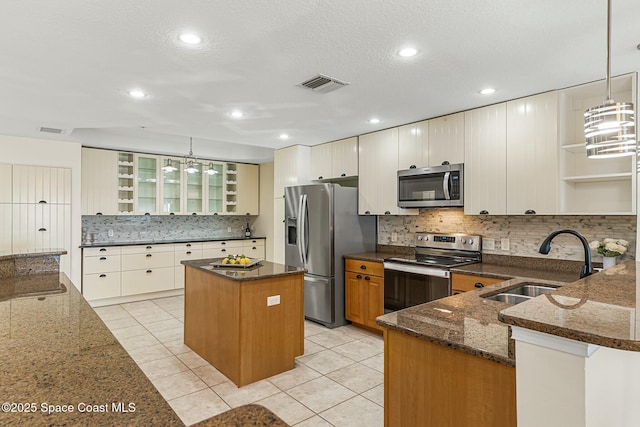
602 256 617 270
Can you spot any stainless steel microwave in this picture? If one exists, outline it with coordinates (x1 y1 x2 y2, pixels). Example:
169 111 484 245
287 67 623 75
397 163 463 208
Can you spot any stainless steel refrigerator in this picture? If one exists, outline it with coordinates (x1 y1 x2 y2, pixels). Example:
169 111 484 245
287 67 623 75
284 183 376 328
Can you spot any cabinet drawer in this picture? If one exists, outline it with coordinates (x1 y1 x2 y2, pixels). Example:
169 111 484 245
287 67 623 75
83 254 121 274
121 251 174 271
120 244 174 255
202 240 244 250
83 272 121 300
175 265 185 289
174 249 203 265
242 239 265 247
174 242 203 251
345 258 384 277
121 266 174 296
202 247 238 258
83 246 122 256
450 273 504 292
242 245 265 259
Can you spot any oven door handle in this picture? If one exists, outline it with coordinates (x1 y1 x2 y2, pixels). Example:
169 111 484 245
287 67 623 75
383 262 450 278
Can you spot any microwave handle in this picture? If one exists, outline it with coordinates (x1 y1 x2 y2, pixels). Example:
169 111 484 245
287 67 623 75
443 172 451 200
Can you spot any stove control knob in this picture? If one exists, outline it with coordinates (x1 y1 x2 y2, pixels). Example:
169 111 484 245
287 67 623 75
461 238 466 244
468 238 474 245
417 235 423 241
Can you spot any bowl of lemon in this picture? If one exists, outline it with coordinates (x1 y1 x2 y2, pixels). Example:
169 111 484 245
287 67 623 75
215 254 260 268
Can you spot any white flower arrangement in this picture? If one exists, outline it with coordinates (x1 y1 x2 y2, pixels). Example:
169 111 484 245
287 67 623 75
589 238 629 258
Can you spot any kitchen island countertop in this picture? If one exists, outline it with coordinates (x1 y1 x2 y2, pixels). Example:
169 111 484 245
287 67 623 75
181 259 305 281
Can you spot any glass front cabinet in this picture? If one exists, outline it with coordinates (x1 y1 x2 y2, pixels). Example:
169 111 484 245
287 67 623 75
160 156 183 215
185 161 205 215
205 162 224 214
134 154 160 215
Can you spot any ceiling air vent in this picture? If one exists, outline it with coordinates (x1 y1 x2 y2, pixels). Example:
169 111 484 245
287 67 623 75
298 74 350 93
39 126 65 134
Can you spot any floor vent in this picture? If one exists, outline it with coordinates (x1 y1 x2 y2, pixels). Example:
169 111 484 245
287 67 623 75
297 74 350 93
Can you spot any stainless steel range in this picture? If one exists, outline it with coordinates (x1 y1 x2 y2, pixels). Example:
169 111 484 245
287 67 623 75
383 232 482 312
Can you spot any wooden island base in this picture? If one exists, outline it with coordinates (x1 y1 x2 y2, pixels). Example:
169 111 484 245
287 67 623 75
183 262 304 387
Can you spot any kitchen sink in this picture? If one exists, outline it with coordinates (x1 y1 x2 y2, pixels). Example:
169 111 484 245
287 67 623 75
502 283 557 297
483 293 532 304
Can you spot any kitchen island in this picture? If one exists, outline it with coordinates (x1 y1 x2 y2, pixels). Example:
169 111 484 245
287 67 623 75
182 259 305 387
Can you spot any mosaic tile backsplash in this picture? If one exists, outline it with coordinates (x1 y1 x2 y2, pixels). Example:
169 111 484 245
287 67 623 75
378 209 636 262
82 215 257 245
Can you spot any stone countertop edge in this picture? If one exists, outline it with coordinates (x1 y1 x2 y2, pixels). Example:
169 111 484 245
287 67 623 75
192 404 289 426
80 236 267 248
0 249 67 260
499 260 640 352
182 259 305 282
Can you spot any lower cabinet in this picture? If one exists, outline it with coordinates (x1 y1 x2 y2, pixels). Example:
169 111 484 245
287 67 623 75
451 273 505 295
174 242 204 289
345 258 384 331
82 246 122 300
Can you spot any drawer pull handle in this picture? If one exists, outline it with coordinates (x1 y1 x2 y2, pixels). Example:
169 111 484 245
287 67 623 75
221 249 226 252
146 270 152 273
146 254 152 257
146 246 152 249
99 257 107 261
39 200 47 204
409 165 417 169
364 211 370 215
96 212 103 215
186 251 192 255
340 173 346 177
221 242 226 245
99 248 107 252
144 212 150 216
360 265 366 270
318 176 323 180
252 240 257 243
38 228 47 232
356 274 362 279
479 210 489 215
384 211 391 215
213 212 218 215
192 212 197 216
246 212 250 215
364 276 370 281
186 243 191 247
252 247 256 250
525 209 536 215
170 212 175 216
99 274 106 278
474 283 484 288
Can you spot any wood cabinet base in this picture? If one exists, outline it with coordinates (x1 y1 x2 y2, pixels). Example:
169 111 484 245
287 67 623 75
384 328 516 427
184 266 304 387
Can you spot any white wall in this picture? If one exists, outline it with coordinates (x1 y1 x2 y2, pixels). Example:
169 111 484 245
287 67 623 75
0 135 82 286
253 162 274 261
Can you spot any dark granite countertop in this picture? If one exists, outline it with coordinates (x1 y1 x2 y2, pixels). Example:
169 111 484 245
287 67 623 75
80 237 266 248
500 260 640 352
182 259 305 282
193 404 288 426
0 273 183 426
0 249 67 260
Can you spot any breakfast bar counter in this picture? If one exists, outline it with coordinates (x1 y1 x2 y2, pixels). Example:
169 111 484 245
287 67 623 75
182 259 305 387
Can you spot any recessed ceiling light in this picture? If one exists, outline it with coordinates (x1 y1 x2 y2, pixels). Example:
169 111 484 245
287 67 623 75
279 133 289 140
178 32 202 45
128 89 147 99
398 47 418 58
480 88 496 95
369 118 381 124
229 110 244 118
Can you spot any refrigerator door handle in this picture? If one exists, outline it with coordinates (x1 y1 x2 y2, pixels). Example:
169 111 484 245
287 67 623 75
296 195 305 265
300 194 309 265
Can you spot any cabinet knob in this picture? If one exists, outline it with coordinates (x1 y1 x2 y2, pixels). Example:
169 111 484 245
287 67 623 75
525 209 536 215
146 270 152 273
384 211 391 215
318 176 323 179
146 254 152 257
474 283 484 288
146 246 152 249
186 243 191 247
186 251 192 255
360 265 367 270
479 210 489 215
99 274 106 278
38 200 47 204
364 276 371 281
356 274 362 279
340 173 346 177
364 211 371 215
409 165 416 169
99 257 107 261
38 228 47 232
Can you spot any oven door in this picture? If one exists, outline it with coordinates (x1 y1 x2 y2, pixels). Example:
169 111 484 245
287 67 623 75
383 262 451 312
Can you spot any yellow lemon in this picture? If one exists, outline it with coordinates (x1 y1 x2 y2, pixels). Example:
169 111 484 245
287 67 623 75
228 259 236 265
221 258 228 264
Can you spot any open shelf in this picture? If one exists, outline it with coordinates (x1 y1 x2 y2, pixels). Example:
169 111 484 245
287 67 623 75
562 173 633 183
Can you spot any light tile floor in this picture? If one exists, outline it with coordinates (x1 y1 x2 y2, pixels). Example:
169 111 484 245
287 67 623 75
95 295 384 426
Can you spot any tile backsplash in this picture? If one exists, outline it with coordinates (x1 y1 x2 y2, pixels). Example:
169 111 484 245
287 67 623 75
378 209 636 262
82 215 257 245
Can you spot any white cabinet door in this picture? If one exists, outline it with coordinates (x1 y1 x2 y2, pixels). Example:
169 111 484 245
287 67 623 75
310 143 332 180
83 273 121 300
506 91 559 215
358 131 382 215
331 137 358 178
429 112 465 167
121 266 175 296
273 145 310 198
398 120 429 170
242 239 265 259
0 204 11 251
81 148 118 215
174 246 203 289
464 104 507 215
236 163 259 215
273 197 285 263
13 166 71 204
0 164 11 203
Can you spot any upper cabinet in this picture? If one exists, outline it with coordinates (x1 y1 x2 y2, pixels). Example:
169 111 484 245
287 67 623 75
235 163 259 215
464 103 507 215
205 162 224 214
428 112 465 167
310 137 358 180
135 154 160 215
12 165 71 205
160 156 184 215
273 145 310 198
82 148 119 215
359 128 418 216
184 161 205 215
557 73 636 215
506 91 559 215
398 120 429 170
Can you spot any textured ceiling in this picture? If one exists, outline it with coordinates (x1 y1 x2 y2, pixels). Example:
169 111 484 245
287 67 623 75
0 0 638 163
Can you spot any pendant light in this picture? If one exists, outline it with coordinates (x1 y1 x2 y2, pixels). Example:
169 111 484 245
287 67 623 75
183 137 199 174
584 0 636 158
161 158 178 172
205 162 219 175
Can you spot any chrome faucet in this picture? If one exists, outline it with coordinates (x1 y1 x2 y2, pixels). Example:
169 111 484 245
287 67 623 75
539 229 593 279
